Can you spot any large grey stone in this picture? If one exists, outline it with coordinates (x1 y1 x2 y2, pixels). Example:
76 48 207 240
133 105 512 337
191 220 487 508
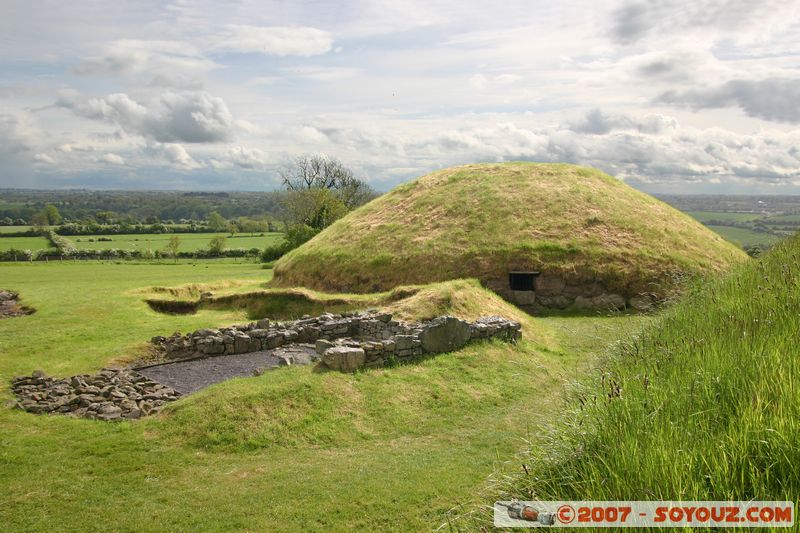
575 294 626 311
419 316 472 353
322 346 366 372
510 290 537 306
536 294 572 309
535 274 565 295
315 338 335 355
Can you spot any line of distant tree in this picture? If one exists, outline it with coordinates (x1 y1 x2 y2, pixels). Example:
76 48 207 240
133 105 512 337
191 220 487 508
1 154 380 263
0 247 264 262
0 189 285 224
0 204 280 237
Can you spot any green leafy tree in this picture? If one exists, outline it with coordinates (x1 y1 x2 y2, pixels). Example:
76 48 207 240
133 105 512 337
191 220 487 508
236 217 267 235
95 211 116 224
165 235 181 262
207 212 228 232
207 235 226 256
32 204 63 227
283 189 347 230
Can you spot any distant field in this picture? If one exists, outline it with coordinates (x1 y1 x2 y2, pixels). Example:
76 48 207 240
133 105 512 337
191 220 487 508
0 236 52 251
706 225 780 247
71 232 284 252
0 226 40 233
762 213 800 222
685 211 762 223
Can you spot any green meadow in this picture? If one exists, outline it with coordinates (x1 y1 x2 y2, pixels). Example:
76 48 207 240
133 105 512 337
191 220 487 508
706 224 781 247
0 261 646 531
0 236 53 252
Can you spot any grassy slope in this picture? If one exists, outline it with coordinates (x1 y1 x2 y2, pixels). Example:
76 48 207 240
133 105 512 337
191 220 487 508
0 262 644 531
274 163 746 295
470 233 800 526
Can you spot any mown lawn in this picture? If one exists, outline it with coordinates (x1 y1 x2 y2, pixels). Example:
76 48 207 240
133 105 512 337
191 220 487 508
0 261 645 531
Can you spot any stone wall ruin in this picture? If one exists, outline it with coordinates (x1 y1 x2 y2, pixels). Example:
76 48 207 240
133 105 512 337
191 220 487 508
11 311 522 421
485 273 655 312
152 311 522 371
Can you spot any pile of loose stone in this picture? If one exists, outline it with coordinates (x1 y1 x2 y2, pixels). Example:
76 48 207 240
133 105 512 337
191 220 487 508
153 311 522 372
0 289 34 319
10 368 179 421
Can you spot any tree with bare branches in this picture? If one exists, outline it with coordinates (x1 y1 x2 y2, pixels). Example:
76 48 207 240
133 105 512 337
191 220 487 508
279 154 377 209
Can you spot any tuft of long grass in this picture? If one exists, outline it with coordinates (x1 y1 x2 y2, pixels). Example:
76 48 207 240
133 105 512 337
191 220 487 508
457 232 800 528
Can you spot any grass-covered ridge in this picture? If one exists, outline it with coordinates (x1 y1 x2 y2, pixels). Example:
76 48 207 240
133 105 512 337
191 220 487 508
473 232 800 522
273 162 747 296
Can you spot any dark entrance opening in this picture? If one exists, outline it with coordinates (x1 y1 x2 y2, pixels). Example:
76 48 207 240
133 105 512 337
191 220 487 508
509 271 540 291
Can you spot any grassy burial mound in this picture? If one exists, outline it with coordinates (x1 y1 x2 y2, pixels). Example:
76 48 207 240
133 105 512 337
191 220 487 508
474 231 800 521
273 162 746 310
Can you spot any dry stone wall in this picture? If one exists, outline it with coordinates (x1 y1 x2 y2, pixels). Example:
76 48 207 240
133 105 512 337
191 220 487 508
153 311 522 372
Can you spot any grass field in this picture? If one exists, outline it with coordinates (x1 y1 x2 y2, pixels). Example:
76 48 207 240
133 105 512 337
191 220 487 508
0 226 39 234
461 233 800 528
70 232 284 252
0 236 52 251
684 211 763 223
761 213 800 223
706 225 781 247
0 261 646 531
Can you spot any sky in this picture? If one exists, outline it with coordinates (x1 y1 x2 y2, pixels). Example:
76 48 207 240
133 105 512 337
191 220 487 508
1 0 800 193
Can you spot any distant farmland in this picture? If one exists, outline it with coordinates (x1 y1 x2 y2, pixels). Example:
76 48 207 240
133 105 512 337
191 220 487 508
705 225 781 247
0 236 52 251
71 232 284 252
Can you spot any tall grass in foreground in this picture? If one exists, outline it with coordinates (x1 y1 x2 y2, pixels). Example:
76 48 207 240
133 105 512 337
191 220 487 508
459 233 800 528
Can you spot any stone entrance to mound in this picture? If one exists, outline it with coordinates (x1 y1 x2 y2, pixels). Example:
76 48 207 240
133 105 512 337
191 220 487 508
508 271 539 291
0 289 35 319
486 274 655 312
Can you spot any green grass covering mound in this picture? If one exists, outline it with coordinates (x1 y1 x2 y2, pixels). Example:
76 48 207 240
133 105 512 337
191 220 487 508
273 162 746 297
475 232 800 520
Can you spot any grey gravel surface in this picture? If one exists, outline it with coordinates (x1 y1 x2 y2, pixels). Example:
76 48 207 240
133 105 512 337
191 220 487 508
137 344 318 394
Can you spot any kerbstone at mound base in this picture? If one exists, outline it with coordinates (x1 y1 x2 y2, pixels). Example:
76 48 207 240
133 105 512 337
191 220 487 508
322 346 366 372
419 316 472 353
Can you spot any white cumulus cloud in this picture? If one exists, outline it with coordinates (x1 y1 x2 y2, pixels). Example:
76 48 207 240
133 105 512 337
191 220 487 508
58 90 234 143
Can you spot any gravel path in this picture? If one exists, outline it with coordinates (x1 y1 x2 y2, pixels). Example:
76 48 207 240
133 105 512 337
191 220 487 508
136 344 318 394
